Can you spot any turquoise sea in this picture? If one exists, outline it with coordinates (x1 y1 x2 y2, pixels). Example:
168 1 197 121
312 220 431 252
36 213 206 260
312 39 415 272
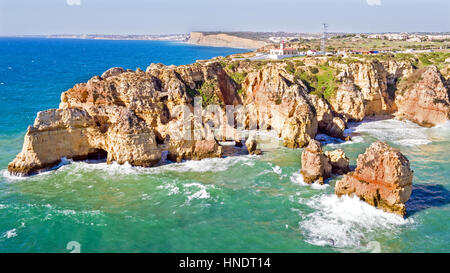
0 38 449 253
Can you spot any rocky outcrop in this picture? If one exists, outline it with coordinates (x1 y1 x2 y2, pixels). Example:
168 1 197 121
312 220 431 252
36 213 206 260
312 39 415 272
329 80 365 121
335 141 413 216
300 140 332 184
309 95 346 138
242 65 318 148
9 60 331 176
188 32 267 49
167 139 223 162
9 62 239 175
245 132 261 155
324 149 350 175
395 66 450 127
9 55 448 176
331 59 414 120
300 140 350 184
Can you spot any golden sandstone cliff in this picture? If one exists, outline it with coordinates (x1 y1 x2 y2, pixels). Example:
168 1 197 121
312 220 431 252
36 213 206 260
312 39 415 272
7 54 450 216
188 32 268 49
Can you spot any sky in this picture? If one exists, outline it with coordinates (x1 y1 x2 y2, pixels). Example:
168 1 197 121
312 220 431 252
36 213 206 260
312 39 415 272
0 0 449 35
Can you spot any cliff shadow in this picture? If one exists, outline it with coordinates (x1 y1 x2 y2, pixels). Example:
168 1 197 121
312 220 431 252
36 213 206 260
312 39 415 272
406 183 450 217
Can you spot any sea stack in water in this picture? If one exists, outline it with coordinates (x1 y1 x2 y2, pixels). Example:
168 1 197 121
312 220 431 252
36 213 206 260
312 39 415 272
300 140 332 184
335 141 413 216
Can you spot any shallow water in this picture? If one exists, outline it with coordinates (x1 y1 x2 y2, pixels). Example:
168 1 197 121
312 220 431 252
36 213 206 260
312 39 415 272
0 38 449 253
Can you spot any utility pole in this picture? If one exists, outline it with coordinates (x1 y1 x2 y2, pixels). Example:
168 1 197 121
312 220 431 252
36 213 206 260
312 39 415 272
321 23 328 53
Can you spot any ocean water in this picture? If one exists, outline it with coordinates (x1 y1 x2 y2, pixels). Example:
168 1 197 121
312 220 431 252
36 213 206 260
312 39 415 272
0 38 449 253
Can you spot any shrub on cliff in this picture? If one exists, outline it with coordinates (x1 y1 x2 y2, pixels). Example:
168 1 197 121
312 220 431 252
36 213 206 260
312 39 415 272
198 80 221 106
229 71 247 84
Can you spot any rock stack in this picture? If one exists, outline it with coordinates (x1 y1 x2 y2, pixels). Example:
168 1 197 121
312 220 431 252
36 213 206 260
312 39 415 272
335 141 414 216
300 140 350 184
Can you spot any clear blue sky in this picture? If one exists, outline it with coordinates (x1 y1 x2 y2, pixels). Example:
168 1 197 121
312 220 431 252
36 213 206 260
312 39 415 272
0 0 448 35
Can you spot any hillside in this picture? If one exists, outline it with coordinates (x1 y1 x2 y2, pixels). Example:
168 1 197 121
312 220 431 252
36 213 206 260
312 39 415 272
188 32 268 49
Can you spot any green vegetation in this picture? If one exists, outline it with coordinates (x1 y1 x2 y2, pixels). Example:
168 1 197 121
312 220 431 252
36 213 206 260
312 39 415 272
185 80 221 107
418 52 450 69
198 80 221 106
294 60 305 67
275 95 282 105
226 62 237 71
186 86 199 99
285 62 296 75
294 64 339 101
229 71 247 84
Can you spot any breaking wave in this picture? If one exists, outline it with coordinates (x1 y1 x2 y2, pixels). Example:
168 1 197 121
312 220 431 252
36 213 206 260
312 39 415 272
349 119 431 146
3 155 258 181
299 194 413 251
290 172 329 190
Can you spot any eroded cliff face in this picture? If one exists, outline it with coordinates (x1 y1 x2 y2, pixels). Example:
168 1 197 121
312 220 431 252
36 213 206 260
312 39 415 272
241 65 318 148
330 59 414 121
395 66 450 127
188 32 267 49
9 62 231 175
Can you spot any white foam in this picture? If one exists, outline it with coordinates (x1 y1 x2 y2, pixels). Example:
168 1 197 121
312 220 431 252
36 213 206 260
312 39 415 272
2 228 17 239
272 165 282 175
351 119 431 146
157 183 180 196
290 172 329 190
299 194 412 250
2 169 28 181
52 155 256 177
184 182 212 202
433 120 450 129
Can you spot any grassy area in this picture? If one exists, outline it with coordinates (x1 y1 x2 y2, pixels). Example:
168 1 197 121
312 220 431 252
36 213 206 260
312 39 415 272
299 37 449 52
185 80 221 107
293 64 339 100
229 71 247 84
417 52 450 69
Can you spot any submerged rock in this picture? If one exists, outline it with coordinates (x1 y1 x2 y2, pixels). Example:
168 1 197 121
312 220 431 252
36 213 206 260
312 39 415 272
335 141 413 216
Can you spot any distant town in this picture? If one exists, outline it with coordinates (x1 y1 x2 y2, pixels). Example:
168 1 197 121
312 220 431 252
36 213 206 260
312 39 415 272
6 31 450 60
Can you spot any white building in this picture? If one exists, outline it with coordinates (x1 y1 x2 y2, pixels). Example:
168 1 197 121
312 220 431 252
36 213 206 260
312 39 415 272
306 49 319 56
268 41 300 59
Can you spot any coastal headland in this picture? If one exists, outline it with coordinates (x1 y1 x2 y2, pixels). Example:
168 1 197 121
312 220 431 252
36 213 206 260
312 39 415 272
7 46 450 215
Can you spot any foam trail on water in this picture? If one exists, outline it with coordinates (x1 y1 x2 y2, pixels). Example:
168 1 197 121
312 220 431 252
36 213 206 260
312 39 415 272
351 119 431 146
290 172 329 190
3 155 257 180
299 194 413 250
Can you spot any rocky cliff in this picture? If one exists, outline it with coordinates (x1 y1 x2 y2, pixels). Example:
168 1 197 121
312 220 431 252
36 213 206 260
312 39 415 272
8 55 450 175
395 66 450 127
188 32 267 49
